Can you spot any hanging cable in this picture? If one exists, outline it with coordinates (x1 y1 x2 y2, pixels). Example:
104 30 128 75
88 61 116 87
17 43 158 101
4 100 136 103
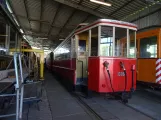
103 61 114 92
120 61 127 92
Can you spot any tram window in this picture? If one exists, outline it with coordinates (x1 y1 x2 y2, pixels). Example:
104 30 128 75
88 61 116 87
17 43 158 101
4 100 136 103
79 40 86 56
115 27 127 57
129 30 137 58
129 42 135 58
71 37 76 58
91 27 98 56
140 36 157 58
55 39 71 60
77 31 88 57
100 26 113 56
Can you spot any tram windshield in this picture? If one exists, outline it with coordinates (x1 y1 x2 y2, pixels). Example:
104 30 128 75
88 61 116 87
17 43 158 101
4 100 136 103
100 26 113 56
100 25 136 58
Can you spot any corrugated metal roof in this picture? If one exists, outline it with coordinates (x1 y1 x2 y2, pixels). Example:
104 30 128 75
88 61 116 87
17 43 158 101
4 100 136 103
42 0 59 24
9 0 161 49
27 0 41 20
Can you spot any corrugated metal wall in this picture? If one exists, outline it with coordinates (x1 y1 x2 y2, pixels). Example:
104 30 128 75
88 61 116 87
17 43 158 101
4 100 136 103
125 5 161 29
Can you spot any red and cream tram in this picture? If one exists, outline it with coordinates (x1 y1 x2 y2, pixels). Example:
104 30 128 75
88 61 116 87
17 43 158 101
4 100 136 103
46 19 137 101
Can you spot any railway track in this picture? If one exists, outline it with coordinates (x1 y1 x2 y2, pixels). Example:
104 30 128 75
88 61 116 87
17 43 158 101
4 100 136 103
73 92 103 120
72 92 155 120
119 101 155 120
124 89 161 120
73 92 159 120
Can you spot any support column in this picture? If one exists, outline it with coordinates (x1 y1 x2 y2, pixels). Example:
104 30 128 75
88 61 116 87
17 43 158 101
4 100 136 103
127 29 130 57
112 27 115 56
5 25 10 54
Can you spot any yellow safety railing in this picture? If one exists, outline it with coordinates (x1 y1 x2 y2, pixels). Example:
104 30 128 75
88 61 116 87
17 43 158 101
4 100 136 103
9 49 44 80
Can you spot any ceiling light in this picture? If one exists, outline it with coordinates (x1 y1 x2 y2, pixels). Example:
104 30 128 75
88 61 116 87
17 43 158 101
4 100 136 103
90 0 112 6
12 14 20 26
44 50 50 52
23 35 27 40
20 29 24 34
32 46 41 49
6 1 13 13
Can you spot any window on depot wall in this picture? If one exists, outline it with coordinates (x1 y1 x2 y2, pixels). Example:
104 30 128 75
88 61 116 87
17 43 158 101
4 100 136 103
140 36 157 58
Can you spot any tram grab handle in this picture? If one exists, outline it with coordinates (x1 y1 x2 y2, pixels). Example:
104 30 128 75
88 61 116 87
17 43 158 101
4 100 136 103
131 65 135 92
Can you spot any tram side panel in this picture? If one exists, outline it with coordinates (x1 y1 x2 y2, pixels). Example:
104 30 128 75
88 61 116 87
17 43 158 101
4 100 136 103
88 57 136 93
136 28 161 86
137 58 157 84
52 59 76 90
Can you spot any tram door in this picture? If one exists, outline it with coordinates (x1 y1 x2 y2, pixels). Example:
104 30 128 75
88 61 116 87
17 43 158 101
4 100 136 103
76 31 89 87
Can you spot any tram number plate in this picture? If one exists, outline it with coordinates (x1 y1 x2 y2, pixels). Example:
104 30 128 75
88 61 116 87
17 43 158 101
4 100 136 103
118 72 125 76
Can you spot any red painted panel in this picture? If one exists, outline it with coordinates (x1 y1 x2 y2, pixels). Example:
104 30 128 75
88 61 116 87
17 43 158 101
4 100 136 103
53 59 73 68
88 57 136 93
52 59 76 85
88 57 100 92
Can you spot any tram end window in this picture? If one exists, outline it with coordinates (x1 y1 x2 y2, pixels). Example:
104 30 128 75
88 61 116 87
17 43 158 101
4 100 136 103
115 28 137 58
129 30 137 58
79 40 86 56
139 36 157 58
100 26 113 56
77 31 89 57
115 27 127 57
91 27 98 56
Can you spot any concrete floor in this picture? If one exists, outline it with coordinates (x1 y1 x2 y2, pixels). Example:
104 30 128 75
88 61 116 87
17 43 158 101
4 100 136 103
2 71 95 120
2 71 161 120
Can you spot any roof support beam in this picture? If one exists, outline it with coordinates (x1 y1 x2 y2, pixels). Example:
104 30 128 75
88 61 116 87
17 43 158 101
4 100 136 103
40 0 44 32
79 0 83 4
108 0 134 17
24 0 32 31
57 0 84 38
131 7 161 23
58 9 76 38
54 0 112 19
48 4 61 36
81 5 102 23
47 3 61 36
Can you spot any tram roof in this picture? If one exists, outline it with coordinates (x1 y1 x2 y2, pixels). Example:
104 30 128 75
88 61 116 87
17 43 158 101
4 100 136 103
53 19 137 52
75 19 137 34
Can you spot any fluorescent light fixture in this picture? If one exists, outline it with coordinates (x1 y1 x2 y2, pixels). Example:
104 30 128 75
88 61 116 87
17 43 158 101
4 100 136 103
90 0 112 6
44 50 50 52
20 29 24 34
23 35 30 43
32 46 41 49
0 47 7 52
12 14 20 26
6 1 13 13
23 35 26 40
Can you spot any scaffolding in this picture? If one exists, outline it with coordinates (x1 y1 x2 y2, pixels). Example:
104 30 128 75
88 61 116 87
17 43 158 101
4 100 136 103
0 52 42 120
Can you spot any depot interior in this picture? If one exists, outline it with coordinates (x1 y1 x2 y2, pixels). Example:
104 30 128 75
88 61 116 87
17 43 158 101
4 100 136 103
0 0 161 120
